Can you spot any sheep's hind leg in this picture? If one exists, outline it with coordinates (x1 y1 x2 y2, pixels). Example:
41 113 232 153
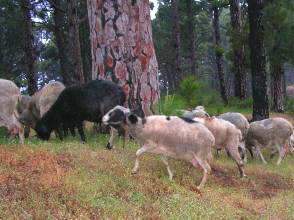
227 146 246 177
77 122 86 142
132 145 155 174
277 143 287 166
191 155 211 190
161 156 173 180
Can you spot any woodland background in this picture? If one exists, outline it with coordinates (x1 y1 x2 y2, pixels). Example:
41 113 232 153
1 0 294 116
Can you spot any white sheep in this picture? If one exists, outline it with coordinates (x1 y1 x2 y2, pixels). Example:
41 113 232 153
246 118 293 165
0 79 24 144
103 106 215 189
181 106 209 119
193 116 246 177
217 112 250 161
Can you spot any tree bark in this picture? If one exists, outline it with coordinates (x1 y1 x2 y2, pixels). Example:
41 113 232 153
87 0 159 116
212 7 228 105
270 62 284 112
20 0 38 95
171 0 182 86
80 17 92 83
248 0 269 121
229 0 246 100
186 0 196 76
67 0 85 84
51 0 75 86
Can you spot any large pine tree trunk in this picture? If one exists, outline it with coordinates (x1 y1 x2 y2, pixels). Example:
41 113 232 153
186 0 196 76
212 7 228 105
271 62 284 112
229 0 246 100
51 0 74 86
67 0 85 84
248 0 269 121
20 0 38 95
87 0 159 116
171 0 182 86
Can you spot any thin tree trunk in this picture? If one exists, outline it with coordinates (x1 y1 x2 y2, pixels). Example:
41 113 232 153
80 15 92 82
171 0 182 86
67 0 84 84
230 0 246 99
51 0 74 86
87 0 159 116
271 62 284 112
186 0 196 76
20 0 38 95
248 0 269 120
212 7 228 105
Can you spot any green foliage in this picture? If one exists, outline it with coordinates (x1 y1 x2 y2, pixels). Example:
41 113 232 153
214 46 225 57
264 0 294 65
157 76 229 116
157 75 255 116
178 76 203 107
285 98 294 115
229 97 253 109
157 94 186 115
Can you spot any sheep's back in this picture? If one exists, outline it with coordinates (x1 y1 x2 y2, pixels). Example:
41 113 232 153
137 116 214 158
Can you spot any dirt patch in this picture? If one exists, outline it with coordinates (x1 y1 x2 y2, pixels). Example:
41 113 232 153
0 148 18 166
211 165 294 199
0 149 74 190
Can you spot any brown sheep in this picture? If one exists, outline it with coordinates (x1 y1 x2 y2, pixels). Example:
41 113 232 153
19 81 65 129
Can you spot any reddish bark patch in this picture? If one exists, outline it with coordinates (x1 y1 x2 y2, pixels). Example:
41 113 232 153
106 56 113 68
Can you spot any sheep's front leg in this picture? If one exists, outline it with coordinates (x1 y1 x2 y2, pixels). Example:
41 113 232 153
122 127 129 149
106 127 118 149
161 156 173 180
132 144 154 174
18 126 24 145
256 146 267 164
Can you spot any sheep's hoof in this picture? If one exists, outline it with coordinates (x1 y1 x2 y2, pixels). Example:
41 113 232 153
131 170 138 175
196 186 202 192
106 143 113 150
241 174 247 178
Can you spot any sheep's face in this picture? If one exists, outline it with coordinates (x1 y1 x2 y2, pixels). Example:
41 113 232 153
103 105 130 125
35 121 51 140
19 109 34 127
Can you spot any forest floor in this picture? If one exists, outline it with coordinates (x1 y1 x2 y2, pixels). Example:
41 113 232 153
0 113 293 219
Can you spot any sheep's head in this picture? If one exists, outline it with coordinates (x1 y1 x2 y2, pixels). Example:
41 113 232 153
35 121 51 140
126 113 146 126
102 106 131 125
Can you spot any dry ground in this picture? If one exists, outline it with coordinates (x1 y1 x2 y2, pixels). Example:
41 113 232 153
0 114 293 219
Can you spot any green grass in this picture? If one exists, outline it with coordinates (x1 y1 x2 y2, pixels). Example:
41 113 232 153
0 129 294 219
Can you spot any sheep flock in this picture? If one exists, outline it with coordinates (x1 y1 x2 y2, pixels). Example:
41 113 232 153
1 78 294 190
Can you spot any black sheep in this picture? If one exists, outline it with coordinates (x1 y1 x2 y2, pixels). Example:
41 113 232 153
35 79 126 142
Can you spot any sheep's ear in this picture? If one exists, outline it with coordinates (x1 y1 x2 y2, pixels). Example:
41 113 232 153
128 113 138 124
